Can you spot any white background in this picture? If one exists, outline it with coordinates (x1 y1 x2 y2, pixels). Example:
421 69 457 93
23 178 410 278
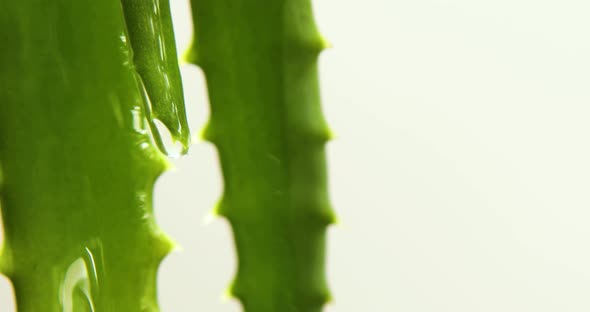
4 0 590 311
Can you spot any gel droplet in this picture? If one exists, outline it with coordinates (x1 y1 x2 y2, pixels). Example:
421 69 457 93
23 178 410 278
61 258 95 312
135 73 188 157
153 119 185 158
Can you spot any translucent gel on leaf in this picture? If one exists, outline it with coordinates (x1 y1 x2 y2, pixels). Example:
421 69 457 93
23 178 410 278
0 0 184 310
121 0 191 156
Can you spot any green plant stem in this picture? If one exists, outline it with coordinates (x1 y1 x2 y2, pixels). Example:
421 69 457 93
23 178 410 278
0 0 182 310
188 1 336 311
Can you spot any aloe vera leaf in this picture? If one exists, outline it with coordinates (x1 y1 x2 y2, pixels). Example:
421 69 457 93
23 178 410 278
187 1 336 311
121 0 191 155
0 0 180 310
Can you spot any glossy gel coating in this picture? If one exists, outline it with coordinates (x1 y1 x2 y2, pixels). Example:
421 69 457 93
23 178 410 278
0 1 182 310
121 0 191 155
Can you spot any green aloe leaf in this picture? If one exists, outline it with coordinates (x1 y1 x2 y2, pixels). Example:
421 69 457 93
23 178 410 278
0 0 185 310
187 0 336 311
121 0 191 156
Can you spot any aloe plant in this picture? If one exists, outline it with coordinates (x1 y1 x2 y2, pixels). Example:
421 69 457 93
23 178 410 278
187 1 336 311
0 0 187 310
0 0 334 311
